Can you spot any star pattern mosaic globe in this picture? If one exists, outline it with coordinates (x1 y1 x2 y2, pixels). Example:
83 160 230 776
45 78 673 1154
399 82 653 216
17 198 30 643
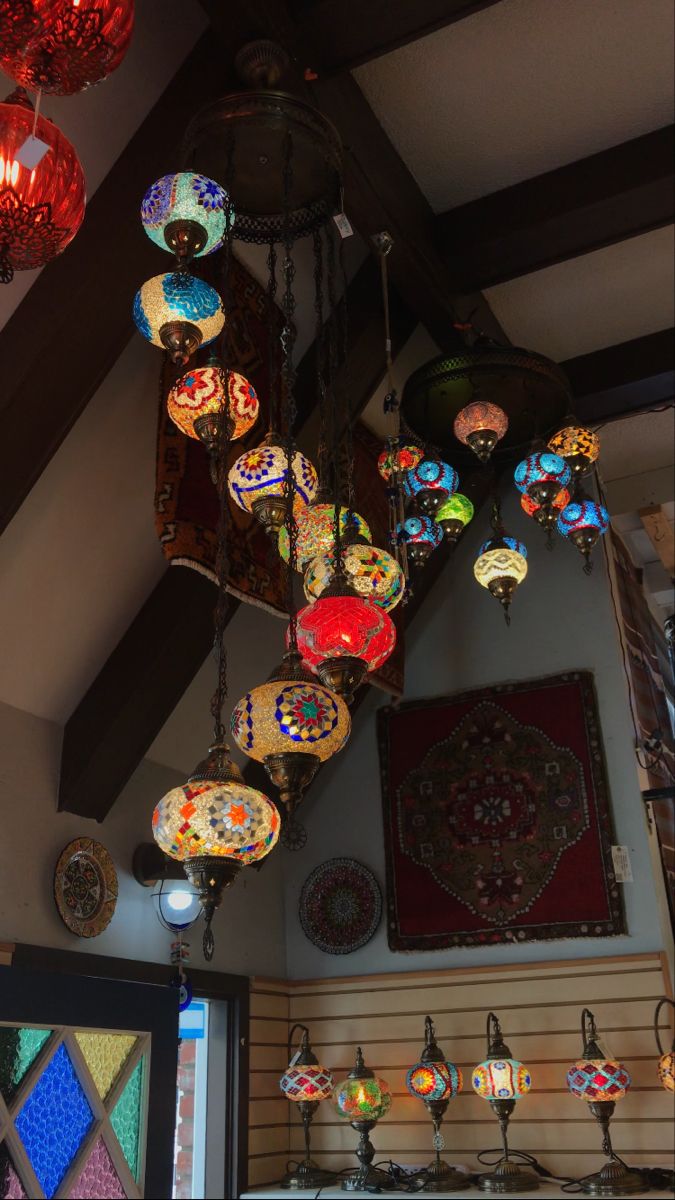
472 1058 532 1100
228 443 317 513
406 1061 463 1102
231 681 351 763
280 1065 333 1102
141 172 230 256
658 1051 674 1092
474 537 528 589
132 273 224 349
377 443 423 481
152 780 280 865
278 505 371 569
514 451 571 495
566 1059 631 1102
168 366 259 440
548 425 600 473
294 595 396 673
304 544 404 613
557 500 609 539
403 458 459 498
332 1076 392 1121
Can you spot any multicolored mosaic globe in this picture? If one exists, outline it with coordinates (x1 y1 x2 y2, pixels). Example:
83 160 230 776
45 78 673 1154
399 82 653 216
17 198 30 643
141 172 230 256
281 1064 333 1102
566 1059 631 1102
472 1058 532 1100
377 443 423 481
398 515 443 551
474 537 528 589
294 595 396 672
168 366 259 441
404 458 459 498
521 487 570 518
658 1051 675 1093
557 500 609 539
548 425 600 471
279 505 371 569
152 780 280 864
514 451 571 495
133 273 224 350
406 1061 463 1102
230 681 351 763
228 442 317 513
332 1075 392 1121
304 544 404 613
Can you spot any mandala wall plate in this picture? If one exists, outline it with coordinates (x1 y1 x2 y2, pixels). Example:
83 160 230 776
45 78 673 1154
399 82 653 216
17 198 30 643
299 858 382 955
54 838 118 938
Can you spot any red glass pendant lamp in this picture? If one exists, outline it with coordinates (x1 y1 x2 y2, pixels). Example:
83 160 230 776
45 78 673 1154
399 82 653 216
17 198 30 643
0 87 85 283
1 0 134 95
294 582 396 704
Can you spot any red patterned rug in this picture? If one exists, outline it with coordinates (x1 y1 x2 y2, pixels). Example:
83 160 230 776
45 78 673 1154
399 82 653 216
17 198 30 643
378 672 626 950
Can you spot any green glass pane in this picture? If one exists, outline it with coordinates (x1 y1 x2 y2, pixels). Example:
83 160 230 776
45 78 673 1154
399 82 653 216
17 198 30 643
0 1028 51 1102
110 1058 143 1180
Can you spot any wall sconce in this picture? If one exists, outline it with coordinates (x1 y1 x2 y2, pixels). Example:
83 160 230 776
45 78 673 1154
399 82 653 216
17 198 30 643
406 1015 464 1191
472 1011 538 1193
654 997 675 1092
566 1008 641 1196
279 1024 334 1190
332 1047 391 1192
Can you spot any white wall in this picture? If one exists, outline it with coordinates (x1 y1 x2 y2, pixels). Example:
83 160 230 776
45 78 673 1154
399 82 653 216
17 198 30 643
0 700 286 978
283 489 664 978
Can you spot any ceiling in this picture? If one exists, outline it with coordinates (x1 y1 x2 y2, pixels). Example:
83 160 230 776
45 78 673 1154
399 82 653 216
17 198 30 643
0 0 672 797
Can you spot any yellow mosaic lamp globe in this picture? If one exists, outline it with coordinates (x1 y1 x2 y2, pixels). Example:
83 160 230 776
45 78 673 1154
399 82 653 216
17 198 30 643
279 504 371 570
654 998 675 1093
304 543 404 613
471 1013 538 1194
474 535 528 622
548 422 600 478
228 434 318 536
167 364 259 446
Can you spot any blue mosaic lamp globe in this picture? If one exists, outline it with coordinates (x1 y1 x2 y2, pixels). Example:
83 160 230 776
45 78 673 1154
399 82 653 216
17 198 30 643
132 272 224 364
403 458 459 518
514 451 571 509
398 515 443 567
557 498 609 571
141 172 232 262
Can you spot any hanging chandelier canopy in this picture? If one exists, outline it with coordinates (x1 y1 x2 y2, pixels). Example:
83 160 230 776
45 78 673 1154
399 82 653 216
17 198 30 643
403 457 459 518
377 442 423 482
294 587 396 703
403 343 571 463
435 492 474 541
557 498 609 570
141 171 231 264
167 362 259 449
0 0 134 95
474 534 528 622
132 271 224 364
514 450 572 509
398 514 443 566
0 88 86 283
279 503 371 569
304 543 404 613
548 421 600 478
228 433 318 535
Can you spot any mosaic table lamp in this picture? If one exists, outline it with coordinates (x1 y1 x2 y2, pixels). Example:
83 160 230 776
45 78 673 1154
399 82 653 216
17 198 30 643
472 1011 538 1193
332 1047 391 1192
654 997 675 1092
279 1024 334 1190
406 1016 464 1191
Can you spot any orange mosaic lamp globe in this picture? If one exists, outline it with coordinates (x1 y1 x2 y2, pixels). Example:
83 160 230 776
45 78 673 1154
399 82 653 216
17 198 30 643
454 401 508 462
1 0 134 95
654 998 674 1093
377 441 423 481
167 364 259 445
0 88 86 283
548 422 600 478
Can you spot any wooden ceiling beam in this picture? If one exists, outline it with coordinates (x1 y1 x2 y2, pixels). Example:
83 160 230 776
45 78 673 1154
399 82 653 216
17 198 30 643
436 125 675 291
562 328 674 424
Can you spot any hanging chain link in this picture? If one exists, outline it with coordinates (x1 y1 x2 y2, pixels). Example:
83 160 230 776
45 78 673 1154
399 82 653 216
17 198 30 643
280 130 300 651
266 240 279 433
376 238 410 584
312 226 328 490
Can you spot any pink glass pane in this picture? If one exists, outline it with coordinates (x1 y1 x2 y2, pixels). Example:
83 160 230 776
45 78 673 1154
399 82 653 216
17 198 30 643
0 1144 27 1199
68 1137 125 1200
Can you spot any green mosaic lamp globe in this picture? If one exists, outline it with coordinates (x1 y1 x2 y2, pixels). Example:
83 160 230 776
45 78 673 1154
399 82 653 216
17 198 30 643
332 1048 392 1191
435 492 474 541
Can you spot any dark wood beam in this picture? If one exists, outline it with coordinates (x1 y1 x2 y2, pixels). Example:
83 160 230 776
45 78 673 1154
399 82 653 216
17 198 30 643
289 0 505 73
436 125 675 291
563 328 674 424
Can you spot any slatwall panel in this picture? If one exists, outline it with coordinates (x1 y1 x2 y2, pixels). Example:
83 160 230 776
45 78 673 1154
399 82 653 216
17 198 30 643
249 977 291 1189
250 953 674 1186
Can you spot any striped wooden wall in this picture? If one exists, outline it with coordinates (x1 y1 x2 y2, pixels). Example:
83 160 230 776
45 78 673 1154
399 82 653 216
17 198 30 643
249 953 674 1189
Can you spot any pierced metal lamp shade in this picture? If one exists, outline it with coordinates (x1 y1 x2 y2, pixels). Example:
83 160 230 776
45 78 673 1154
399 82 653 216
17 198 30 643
398 514 443 566
279 505 371 569
228 438 318 515
304 544 404 613
231 680 351 764
378 443 423 481
132 272 224 362
141 172 230 258
168 366 259 441
472 1059 532 1100
566 1060 631 1102
548 424 600 477
152 779 280 865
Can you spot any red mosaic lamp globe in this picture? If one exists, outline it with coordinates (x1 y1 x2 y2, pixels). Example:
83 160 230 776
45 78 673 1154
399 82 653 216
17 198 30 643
1 0 134 95
0 88 85 283
293 585 396 704
454 400 508 462
167 362 259 452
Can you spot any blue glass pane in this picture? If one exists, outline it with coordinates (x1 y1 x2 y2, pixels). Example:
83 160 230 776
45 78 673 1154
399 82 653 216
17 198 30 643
15 1043 93 1199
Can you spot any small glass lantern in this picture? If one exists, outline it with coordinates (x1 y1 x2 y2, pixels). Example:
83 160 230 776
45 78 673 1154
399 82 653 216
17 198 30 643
279 1024 334 1190
279 504 371 570
406 1016 464 1192
398 514 443 567
378 442 423 481
472 1012 537 1193
654 997 675 1093
557 498 609 572
228 434 318 536
304 544 404 613
454 401 508 462
435 493 474 541
403 457 459 518
141 172 230 264
294 590 396 703
133 272 224 364
548 422 600 479
474 536 528 623
566 1008 641 1196
332 1047 391 1192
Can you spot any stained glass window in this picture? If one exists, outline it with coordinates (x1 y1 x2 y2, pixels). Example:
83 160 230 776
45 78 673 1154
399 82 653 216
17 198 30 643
110 1060 144 1181
0 1029 51 1103
15 1044 93 1198
0 1143 27 1199
69 1137 126 1200
74 1033 136 1101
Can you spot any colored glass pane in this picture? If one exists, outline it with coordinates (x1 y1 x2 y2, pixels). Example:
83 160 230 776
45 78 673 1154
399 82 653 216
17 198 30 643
0 1143 27 1200
110 1059 144 1180
74 1032 136 1101
69 1136 126 1200
0 1027 51 1102
15 1043 93 1199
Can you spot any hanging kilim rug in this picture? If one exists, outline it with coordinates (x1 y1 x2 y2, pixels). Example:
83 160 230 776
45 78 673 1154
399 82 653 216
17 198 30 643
378 671 626 950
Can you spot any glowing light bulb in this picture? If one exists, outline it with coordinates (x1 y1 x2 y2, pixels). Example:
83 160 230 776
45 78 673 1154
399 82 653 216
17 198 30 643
165 891 194 913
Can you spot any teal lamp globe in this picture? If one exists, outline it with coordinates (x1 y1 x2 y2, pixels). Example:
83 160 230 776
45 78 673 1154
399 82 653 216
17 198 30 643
132 272 224 364
403 457 459 518
141 172 232 263
557 499 609 572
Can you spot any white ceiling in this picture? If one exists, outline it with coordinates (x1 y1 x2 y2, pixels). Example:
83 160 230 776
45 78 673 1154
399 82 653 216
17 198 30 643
354 0 675 212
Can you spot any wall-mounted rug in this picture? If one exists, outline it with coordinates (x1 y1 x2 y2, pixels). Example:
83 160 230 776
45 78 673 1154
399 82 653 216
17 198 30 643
54 838 118 938
378 671 626 951
299 858 382 954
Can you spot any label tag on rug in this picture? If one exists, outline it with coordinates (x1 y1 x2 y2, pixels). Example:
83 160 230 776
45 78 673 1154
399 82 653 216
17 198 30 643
611 845 633 882
16 135 50 169
333 211 354 238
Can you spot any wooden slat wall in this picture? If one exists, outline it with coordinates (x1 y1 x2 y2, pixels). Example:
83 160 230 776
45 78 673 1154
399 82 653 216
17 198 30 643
249 954 674 1188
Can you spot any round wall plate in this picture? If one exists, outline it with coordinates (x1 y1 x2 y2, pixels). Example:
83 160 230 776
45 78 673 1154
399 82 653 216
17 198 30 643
299 857 382 954
54 838 118 938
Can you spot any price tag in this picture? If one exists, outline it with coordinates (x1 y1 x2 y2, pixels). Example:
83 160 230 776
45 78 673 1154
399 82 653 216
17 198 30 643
16 135 51 169
611 845 633 883
333 212 354 239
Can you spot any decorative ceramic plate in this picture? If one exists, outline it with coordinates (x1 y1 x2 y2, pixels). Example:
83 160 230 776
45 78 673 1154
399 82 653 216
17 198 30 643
299 858 382 955
54 838 118 938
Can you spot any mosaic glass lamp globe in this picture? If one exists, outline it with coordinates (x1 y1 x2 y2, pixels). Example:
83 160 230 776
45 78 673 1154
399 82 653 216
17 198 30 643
454 401 508 462
514 450 572 510
279 504 371 570
279 1024 334 1190
304 543 404 613
332 1048 392 1192
141 172 230 263
228 434 318 536
0 88 86 283
294 591 396 703
521 486 570 526
474 536 528 623
557 499 609 571
403 457 459 518
654 998 675 1093
471 1012 538 1194
435 493 474 542
406 1016 464 1193
167 364 259 450
548 422 600 479
0 0 134 95
398 514 443 566
132 272 224 364
377 442 423 481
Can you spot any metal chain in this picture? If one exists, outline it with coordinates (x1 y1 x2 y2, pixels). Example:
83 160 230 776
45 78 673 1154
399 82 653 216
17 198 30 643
376 238 409 582
312 226 328 490
325 224 344 574
266 240 279 432
280 130 300 650
338 233 355 511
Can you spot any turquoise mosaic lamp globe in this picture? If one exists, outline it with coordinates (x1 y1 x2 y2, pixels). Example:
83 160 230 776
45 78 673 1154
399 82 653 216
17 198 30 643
557 498 609 571
398 514 443 566
141 172 231 263
514 451 572 509
132 272 224 364
403 457 459 518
